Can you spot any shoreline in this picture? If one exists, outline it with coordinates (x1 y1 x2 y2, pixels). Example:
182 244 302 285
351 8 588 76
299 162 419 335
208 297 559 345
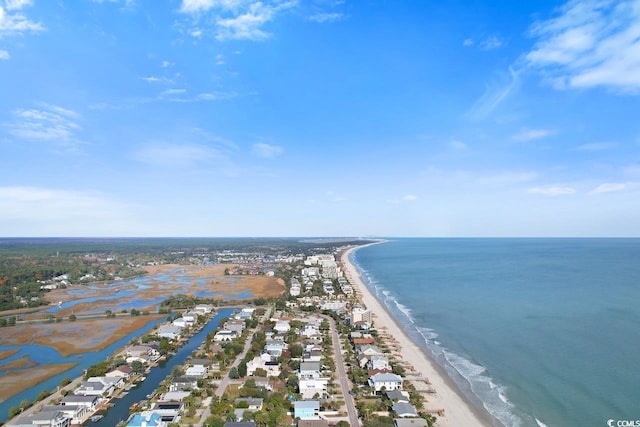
342 242 496 427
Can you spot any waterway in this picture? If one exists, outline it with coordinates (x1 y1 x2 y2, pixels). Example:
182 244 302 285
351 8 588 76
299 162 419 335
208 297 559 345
93 309 233 426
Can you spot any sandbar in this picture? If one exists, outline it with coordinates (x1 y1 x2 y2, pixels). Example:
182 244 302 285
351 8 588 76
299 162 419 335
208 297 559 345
0 349 20 361
342 245 493 427
0 363 77 403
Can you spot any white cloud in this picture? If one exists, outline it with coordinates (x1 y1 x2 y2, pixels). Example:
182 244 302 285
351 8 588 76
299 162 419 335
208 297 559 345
134 143 226 168
480 35 505 50
574 142 615 151
5 104 84 150
179 0 296 41
0 48 8 59
309 12 343 23
161 60 173 68
463 38 474 46
513 128 555 142
590 182 627 194
467 67 520 120
449 140 468 150
528 186 576 196
251 142 283 158
216 53 225 64
0 3 44 37
141 76 173 84
403 195 418 201
4 0 32 11
162 88 187 96
526 0 640 92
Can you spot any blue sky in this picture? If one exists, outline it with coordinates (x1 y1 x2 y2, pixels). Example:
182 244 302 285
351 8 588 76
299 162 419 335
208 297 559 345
1 0 639 237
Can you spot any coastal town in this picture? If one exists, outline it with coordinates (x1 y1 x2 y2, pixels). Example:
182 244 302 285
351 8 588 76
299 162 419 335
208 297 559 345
0 240 487 427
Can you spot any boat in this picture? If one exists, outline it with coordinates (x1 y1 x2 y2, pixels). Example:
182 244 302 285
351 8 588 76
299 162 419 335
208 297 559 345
90 415 104 422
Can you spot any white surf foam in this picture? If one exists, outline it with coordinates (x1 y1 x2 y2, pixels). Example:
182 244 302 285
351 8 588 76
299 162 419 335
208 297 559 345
535 418 549 427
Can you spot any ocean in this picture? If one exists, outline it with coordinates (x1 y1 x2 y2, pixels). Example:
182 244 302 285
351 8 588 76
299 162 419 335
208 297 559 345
352 238 640 427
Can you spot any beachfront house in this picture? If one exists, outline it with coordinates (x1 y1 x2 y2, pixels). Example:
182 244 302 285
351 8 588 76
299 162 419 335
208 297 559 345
293 400 320 420
392 402 418 418
367 355 390 371
386 390 411 403
368 372 404 393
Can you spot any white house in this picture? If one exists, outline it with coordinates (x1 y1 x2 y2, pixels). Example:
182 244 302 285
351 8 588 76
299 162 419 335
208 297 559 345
213 330 239 342
246 356 281 377
298 361 321 379
367 355 390 371
157 324 183 340
368 373 403 393
299 378 329 400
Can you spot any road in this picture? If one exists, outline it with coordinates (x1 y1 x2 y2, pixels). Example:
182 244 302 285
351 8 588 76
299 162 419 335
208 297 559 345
324 315 361 426
195 306 272 427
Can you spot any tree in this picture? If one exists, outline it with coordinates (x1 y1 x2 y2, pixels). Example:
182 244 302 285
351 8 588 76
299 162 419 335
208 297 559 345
228 367 239 379
8 406 20 418
131 360 145 374
68 313 76 322
60 377 72 387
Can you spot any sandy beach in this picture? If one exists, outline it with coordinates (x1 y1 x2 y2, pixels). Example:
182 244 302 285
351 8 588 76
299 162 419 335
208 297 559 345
341 244 493 427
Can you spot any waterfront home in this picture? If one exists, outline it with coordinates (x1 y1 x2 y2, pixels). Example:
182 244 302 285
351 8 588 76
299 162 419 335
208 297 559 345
386 390 411 403
297 361 321 379
106 365 134 379
6 410 71 427
182 312 198 324
356 344 384 357
224 319 246 333
367 355 390 371
162 391 191 401
293 400 320 420
60 394 99 410
392 402 418 418
149 401 184 423
42 405 85 425
75 379 116 397
157 324 183 340
298 378 329 400
234 308 255 320
368 373 404 393
351 306 372 324
126 411 166 427
194 304 213 314
125 345 159 359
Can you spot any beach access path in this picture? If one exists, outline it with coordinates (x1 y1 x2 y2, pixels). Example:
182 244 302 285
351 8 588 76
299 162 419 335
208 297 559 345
341 245 493 427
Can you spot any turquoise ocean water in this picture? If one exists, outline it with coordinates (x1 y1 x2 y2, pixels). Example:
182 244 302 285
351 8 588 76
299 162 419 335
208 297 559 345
352 239 640 427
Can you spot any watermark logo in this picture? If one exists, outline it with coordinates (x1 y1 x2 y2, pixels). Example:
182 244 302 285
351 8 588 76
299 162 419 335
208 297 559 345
607 420 640 427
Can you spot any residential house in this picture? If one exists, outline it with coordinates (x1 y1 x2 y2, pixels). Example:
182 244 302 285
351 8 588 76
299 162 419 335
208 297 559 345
60 394 99 411
246 356 281 377
367 355 390 371
106 365 134 379
297 421 329 427
223 422 256 427
386 390 411 403
7 410 71 427
368 373 403 393
392 402 418 418
194 304 213 314
169 376 198 392
293 401 320 420
41 405 85 425
298 378 329 400
234 398 264 410
274 320 291 333
157 324 183 340
298 361 322 379
213 330 239 342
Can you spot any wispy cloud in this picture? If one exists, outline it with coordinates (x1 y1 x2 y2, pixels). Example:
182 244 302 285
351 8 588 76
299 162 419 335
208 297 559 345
513 128 555 142
141 76 173 84
0 1 44 37
589 182 627 194
0 48 8 59
526 0 640 92
251 142 283 158
5 103 84 151
480 35 505 50
463 38 474 46
449 140 468 150
403 194 418 201
528 186 576 196
574 142 615 151
135 143 226 168
179 0 297 41
309 12 344 23
467 67 520 120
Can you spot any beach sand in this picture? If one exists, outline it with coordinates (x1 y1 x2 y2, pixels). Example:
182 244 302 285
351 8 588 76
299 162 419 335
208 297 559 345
341 245 493 427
